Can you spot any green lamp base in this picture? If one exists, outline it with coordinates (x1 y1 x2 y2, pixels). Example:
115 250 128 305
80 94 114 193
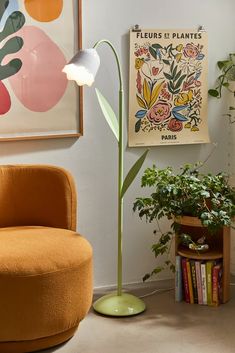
93 292 146 317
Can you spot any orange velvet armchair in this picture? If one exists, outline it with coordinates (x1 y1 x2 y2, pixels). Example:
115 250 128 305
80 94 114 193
0 165 93 353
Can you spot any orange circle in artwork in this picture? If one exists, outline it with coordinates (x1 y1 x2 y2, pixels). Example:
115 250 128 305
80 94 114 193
24 0 63 22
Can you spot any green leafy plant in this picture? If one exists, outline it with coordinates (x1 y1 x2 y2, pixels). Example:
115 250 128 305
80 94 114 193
208 53 235 123
133 163 235 281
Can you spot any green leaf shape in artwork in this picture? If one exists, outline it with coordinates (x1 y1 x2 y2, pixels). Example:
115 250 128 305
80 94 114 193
149 46 157 59
173 69 182 82
0 11 25 42
0 8 25 81
0 37 24 80
0 0 9 22
152 44 162 50
172 65 177 79
135 119 141 133
121 149 149 199
0 37 23 62
163 72 172 80
0 58 22 80
174 74 187 90
163 59 170 65
95 88 119 141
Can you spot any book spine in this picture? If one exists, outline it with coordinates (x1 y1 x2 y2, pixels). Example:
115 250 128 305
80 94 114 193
206 261 213 305
218 265 223 304
201 263 207 305
190 260 198 304
182 258 190 303
195 261 203 305
175 255 183 302
212 264 221 306
186 260 194 304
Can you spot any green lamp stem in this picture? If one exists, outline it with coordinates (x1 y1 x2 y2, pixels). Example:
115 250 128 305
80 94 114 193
93 39 124 296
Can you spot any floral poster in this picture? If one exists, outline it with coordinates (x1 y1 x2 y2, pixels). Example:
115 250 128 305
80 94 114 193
128 29 210 146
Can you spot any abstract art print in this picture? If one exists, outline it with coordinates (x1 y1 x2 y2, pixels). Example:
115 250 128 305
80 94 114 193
0 0 82 141
129 29 210 146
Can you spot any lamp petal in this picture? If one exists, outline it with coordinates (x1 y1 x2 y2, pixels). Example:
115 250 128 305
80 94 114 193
95 88 119 141
121 149 149 199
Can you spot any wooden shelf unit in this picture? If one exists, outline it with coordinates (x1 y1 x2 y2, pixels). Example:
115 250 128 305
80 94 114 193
175 216 230 303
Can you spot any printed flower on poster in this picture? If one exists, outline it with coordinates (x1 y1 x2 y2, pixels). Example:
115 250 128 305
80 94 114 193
168 118 183 132
183 43 199 58
133 38 205 134
147 101 171 125
174 90 193 106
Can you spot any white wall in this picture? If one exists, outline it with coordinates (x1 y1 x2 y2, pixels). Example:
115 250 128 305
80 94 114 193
1 0 235 287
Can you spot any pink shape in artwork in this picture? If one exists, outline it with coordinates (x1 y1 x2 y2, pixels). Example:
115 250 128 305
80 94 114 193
0 81 11 115
6 26 67 112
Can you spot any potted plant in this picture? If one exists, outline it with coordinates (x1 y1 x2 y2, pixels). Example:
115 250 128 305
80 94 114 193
208 53 235 123
133 163 235 281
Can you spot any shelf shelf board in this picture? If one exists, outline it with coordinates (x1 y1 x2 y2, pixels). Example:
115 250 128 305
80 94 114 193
177 247 223 260
175 216 203 227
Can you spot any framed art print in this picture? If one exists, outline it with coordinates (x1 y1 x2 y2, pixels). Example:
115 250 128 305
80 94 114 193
129 28 210 146
0 0 82 141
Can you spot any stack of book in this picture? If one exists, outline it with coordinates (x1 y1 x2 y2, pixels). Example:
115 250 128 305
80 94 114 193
175 255 223 305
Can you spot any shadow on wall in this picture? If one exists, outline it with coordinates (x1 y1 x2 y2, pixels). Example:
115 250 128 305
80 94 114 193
0 137 78 158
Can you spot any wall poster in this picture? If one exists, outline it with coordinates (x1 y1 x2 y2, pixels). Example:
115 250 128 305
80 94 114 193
129 29 210 146
0 0 82 141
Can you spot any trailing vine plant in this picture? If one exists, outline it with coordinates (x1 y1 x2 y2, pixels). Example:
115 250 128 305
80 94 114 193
208 53 235 123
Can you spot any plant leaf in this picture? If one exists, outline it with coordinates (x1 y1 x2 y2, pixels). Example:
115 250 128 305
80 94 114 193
136 94 147 109
217 60 228 70
121 149 149 198
149 81 164 108
95 88 119 141
143 79 151 107
208 89 219 97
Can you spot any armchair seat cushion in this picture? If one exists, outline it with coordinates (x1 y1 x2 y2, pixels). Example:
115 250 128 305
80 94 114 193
0 226 93 352
0 226 91 275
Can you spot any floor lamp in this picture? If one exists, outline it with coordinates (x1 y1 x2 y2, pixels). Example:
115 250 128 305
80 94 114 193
63 39 148 316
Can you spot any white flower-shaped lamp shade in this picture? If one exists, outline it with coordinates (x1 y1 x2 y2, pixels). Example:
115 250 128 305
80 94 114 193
62 49 100 86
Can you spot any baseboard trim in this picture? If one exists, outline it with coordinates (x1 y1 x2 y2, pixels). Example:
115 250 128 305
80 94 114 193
93 277 174 301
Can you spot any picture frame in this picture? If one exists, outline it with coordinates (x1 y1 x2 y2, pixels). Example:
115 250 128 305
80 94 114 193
0 0 83 141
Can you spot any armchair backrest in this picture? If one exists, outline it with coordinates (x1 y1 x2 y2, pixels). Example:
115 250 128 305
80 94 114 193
0 165 77 231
